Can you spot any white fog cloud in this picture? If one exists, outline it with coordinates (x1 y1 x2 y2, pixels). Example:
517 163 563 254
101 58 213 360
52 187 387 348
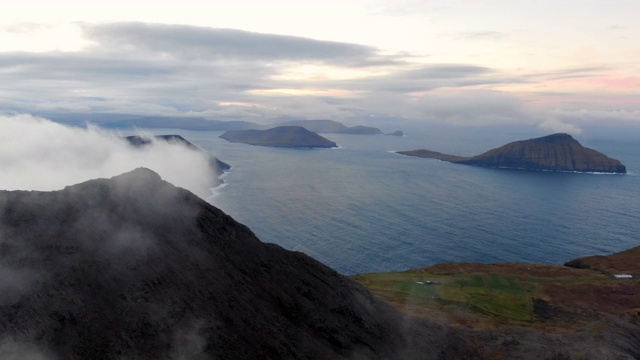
539 117 583 135
0 114 218 200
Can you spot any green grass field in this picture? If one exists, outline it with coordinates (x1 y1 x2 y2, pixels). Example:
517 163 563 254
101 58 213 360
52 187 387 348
354 272 533 321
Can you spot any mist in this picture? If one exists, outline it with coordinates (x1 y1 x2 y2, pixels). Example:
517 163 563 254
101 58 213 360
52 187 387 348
0 114 218 200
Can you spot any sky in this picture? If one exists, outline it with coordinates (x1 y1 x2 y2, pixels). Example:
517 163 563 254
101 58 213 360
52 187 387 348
1 0 639 133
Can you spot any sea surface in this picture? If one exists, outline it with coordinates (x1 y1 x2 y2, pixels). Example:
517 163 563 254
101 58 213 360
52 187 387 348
135 127 640 275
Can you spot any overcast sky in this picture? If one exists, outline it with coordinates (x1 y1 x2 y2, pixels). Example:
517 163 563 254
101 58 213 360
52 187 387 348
1 0 639 132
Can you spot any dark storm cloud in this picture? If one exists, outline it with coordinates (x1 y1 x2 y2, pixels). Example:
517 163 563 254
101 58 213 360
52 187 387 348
84 22 392 67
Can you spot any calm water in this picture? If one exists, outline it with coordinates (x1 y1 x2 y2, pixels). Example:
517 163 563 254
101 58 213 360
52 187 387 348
139 128 640 275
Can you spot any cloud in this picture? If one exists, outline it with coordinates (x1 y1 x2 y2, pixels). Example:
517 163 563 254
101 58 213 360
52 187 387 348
3 22 53 34
0 338 56 360
0 114 219 200
0 21 636 129
359 89 533 126
524 66 607 82
398 64 493 79
333 63 523 94
454 31 506 40
539 117 583 135
84 22 389 67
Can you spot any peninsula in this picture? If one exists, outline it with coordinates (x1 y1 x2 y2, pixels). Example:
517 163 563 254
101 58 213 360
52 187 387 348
398 133 627 173
220 126 338 148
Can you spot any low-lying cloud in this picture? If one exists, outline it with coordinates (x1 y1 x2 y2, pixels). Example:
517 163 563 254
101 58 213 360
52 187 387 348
0 114 218 200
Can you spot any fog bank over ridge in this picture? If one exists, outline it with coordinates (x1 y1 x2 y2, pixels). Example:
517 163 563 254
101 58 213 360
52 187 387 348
0 114 219 200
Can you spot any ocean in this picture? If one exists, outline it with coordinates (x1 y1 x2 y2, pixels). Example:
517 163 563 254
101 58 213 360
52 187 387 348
137 127 640 275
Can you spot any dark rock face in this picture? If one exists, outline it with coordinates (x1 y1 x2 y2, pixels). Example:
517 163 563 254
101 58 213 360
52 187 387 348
220 126 338 148
399 133 626 174
0 169 472 359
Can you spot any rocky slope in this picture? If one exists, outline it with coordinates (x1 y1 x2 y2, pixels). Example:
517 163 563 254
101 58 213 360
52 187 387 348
220 126 338 148
399 133 626 173
0 169 470 359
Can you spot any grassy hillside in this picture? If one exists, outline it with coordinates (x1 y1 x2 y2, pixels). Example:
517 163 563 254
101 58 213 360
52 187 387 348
354 262 640 333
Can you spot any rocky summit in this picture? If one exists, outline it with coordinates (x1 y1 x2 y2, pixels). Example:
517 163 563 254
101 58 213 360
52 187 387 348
399 133 626 173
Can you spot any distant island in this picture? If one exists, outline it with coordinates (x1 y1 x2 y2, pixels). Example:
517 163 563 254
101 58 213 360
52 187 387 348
398 133 626 173
220 126 338 148
275 119 384 135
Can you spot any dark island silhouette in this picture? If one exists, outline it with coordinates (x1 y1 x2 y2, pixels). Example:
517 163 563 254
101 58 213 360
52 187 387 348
398 133 626 173
220 126 338 148
0 168 638 359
